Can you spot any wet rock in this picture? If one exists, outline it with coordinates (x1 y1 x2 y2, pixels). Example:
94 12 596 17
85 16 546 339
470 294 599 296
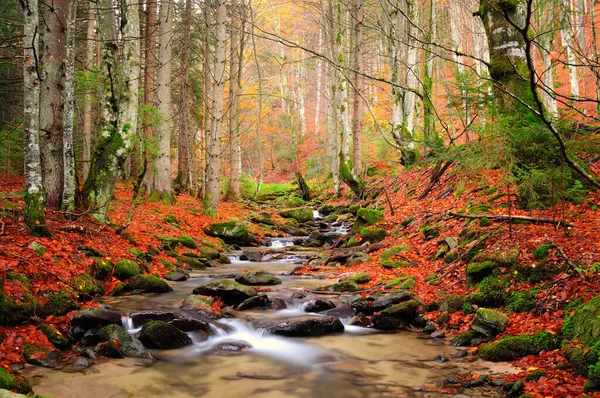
181 294 215 313
98 324 153 359
423 321 437 334
165 270 189 281
81 348 97 361
236 370 290 380
138 320 192 349
236 295 287 311
39 324 69 349
279 207 314 223
470 308 509 337
431 330 446 339
323 305 355 319
303 299 336 313
372 300 422 331
81 329 102 346
255 315 344 337
351 208 384 234
371 291 418 312
205 221 257 246
445 375 460 385
235 271 282 286
240 249 263 262
211 340 252 355
281 225 309 236
130 311 178 327
372 315 403 331
169 317 212 333
348 315 371 327
72 308 122 328
349 294 371 313
324 280 360 293
23 344 60 368
453 349 469 358
435 354 449 363
192 279 257 306
122 274 173 294
114 259 141 281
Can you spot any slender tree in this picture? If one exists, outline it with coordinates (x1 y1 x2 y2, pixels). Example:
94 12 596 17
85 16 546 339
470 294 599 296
61 0 76 212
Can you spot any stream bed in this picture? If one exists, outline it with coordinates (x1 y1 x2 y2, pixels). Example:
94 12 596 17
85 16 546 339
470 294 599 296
25 235 514 397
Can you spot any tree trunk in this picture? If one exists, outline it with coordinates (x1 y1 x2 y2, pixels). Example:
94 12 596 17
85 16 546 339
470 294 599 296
61 0 76 212
351 0 363 176
141 0 158 183
39 0 68 209
204 0 227 214
560 0 580 99
150 0 173 202
176 0 192 192
21 0 50 236
403 0 419 143
422 0 437 145
82 2 96 181
314 28 323 136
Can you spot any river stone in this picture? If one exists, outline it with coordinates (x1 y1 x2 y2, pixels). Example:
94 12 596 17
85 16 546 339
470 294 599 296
138 320 192 349
98 324 153 359
114 259 141 281
349 294 371 313
124 275 173 293
303 299 336 313
235 271 282 286
236 295 287 311
255 315 344 337
205 221 256 246
169 317 212 333
72 308 122 328
324 280 360 292
193 279 257 305
181 294 214 312
371 291 418 312
39 324 69 349
210 340 252 355
279 207 314 223
23 344 60 368
281 225 309 236
470 308 509 337
165 270 189 281
130 311 178 327
240 249 263 262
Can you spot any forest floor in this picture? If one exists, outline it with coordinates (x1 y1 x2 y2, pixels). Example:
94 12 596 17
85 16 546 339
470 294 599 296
2 163 600 397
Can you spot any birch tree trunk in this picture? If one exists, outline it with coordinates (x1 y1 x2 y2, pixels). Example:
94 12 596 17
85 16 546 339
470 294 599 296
82 2 96 181
204 0 227 214
141 0 158 182
560 0 580 98
403 0 419 142
21 0 50 236
227 1 245 201
351 0 363 175
61 0 76 212
422 0 437 145
176 0 192 192
314 28 323 135
150 0 174 202
39 0 68 209
538 0 558 114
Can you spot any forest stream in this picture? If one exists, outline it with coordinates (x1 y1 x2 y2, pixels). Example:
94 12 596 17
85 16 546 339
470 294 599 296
23 213 514 398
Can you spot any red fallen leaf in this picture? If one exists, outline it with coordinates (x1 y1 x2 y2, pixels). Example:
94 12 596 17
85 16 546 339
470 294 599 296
29 351 46 360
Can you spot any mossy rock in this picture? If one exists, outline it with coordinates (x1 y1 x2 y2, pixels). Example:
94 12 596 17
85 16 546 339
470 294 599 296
98 324 153 359
279 207 314 223
533 244 554 260
192 279 257 306
348 273 371 284
181 294 214 312
352 208 384 234
347 252 370 266
378 300 421 322
235 271 282 286
114 259 141 281
178 235 198 249
92 258 113 280
40 290 78 317
478 335 538 361
385 278 403 289
345 237 360 248
453 330 479 346
440 295 466 314
359 227 387 243
177 256 206 269
325 280 360 293
348 205 360 215
506 289 538 313
73 274 106 297
39 324 69 349
0 287 37 325
400 277 415 290
471 308 509 337
419 224 440 240
379 245 410 268
198 246 220 259
400 216 414 228
123 275 173 294
138 320 192 349
0 368 31 395
425 272 441 285
163 215 179 226
29 241 46 255
444 250 459 263
466 261 499 286
285 196 305 207
473 246 520 266
205 221 256 245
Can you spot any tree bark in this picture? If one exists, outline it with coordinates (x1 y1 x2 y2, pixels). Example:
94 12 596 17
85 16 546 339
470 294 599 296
176 0 192 192
141 0 158 182
204 0 228 214
82 2 96 181
351 0 363 175
150 0 174 202
21 0 50 236
39 0 68 209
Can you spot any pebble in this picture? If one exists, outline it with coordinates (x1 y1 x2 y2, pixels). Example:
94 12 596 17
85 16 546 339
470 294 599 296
435 354 449 363
452 349 469 358
431 330 446 339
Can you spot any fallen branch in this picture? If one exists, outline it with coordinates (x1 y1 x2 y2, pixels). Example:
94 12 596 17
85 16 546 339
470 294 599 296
448 212 573 227
546 236 585 281
418 160 454 200
383 187 395 215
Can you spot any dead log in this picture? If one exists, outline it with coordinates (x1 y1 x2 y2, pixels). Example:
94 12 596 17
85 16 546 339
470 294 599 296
295 171 311 201
448 212 573 227
546 236 584 280
418 160 454 200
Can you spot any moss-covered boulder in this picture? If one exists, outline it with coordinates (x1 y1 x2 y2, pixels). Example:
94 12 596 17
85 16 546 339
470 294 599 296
114 259 141 281
40 290 78 317
472 246 520 266
198 246 220 259
471 308 509 337
138 320 192 349
379 245 410 268
419 224 440 240
235 271 282 286
279 207 313 223
177 235 198 249
98 324 153 359
0 287 37 325
348 273 371 284
478 335 539 361
352 208 384 234
181 294 214 313
92 258 113 280
72 307 122 328
0 368 31 395
23 344 59 368
192 279 256 305
123 275 173 294
39 324 69 349
205 221 256 245
324 280 360 292
73 274 106 297
466 261 499 286
359 227 387 243
453 330 480 346
372 300 422 330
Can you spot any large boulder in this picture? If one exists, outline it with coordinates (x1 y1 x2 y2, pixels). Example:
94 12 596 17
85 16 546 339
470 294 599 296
303 299 336 313
371 291 419 312
466 261 499 286
255 316 344 336
280 225 309 236
324 280 360 292
279 207 313 223
181 295 214 313
470 308 509 337
124 275 173 293
372 300 422 331
352 208 384 234
138 320 192 349
98 324 153 359
206 221 256 245
192 279 257 305
72 274 106 297
236 295 287 311
114 259 141 281
72 308 122 328
235 271 281 286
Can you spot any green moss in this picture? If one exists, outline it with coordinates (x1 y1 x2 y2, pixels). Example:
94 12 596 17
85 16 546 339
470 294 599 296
23 343 49 361
425 272 441 285
6 271 29 287
359 227 386 243
348 205 360 215
419 224 440 240
39 324 69 348
444 251 458 263
124 275 172 294
30 241 46 255
462 302 476 315
533 330 560 351
584 380 600 393
400 216 414 228
41 290 78 316
533 244 554 260
0 367 16 390
484 186 499 195
479 217 491 227
478 335 538 361
349 273 371 284
73 274 106 297
506 290 538 313
114 259 141 281
453 330 479 346
352 208 384 234
325 280 360 292
440 295 466 313
93 258 113 280
163 214 179 226
379 245 411 268
466 261 499 286
279 207 314 223
385 278 403 289
400 278 415 290
524 370 547 381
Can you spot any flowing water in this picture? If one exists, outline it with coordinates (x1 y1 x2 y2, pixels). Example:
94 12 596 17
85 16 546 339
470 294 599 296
25 217 513 397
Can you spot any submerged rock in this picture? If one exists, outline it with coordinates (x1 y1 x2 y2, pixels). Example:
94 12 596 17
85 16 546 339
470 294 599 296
255 315 344 336
303 299 336 313
138 320 192 349
236 295 287 311
164 270 189 281
193 279 257 305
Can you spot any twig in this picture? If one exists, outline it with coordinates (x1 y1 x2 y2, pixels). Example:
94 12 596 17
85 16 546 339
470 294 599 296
546 236 585 281
448 212 573 227
383 187 395 216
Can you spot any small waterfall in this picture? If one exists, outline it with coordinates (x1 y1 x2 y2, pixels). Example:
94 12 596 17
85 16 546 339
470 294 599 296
312 209 323 219
269 239 294 248
121 316 142 334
